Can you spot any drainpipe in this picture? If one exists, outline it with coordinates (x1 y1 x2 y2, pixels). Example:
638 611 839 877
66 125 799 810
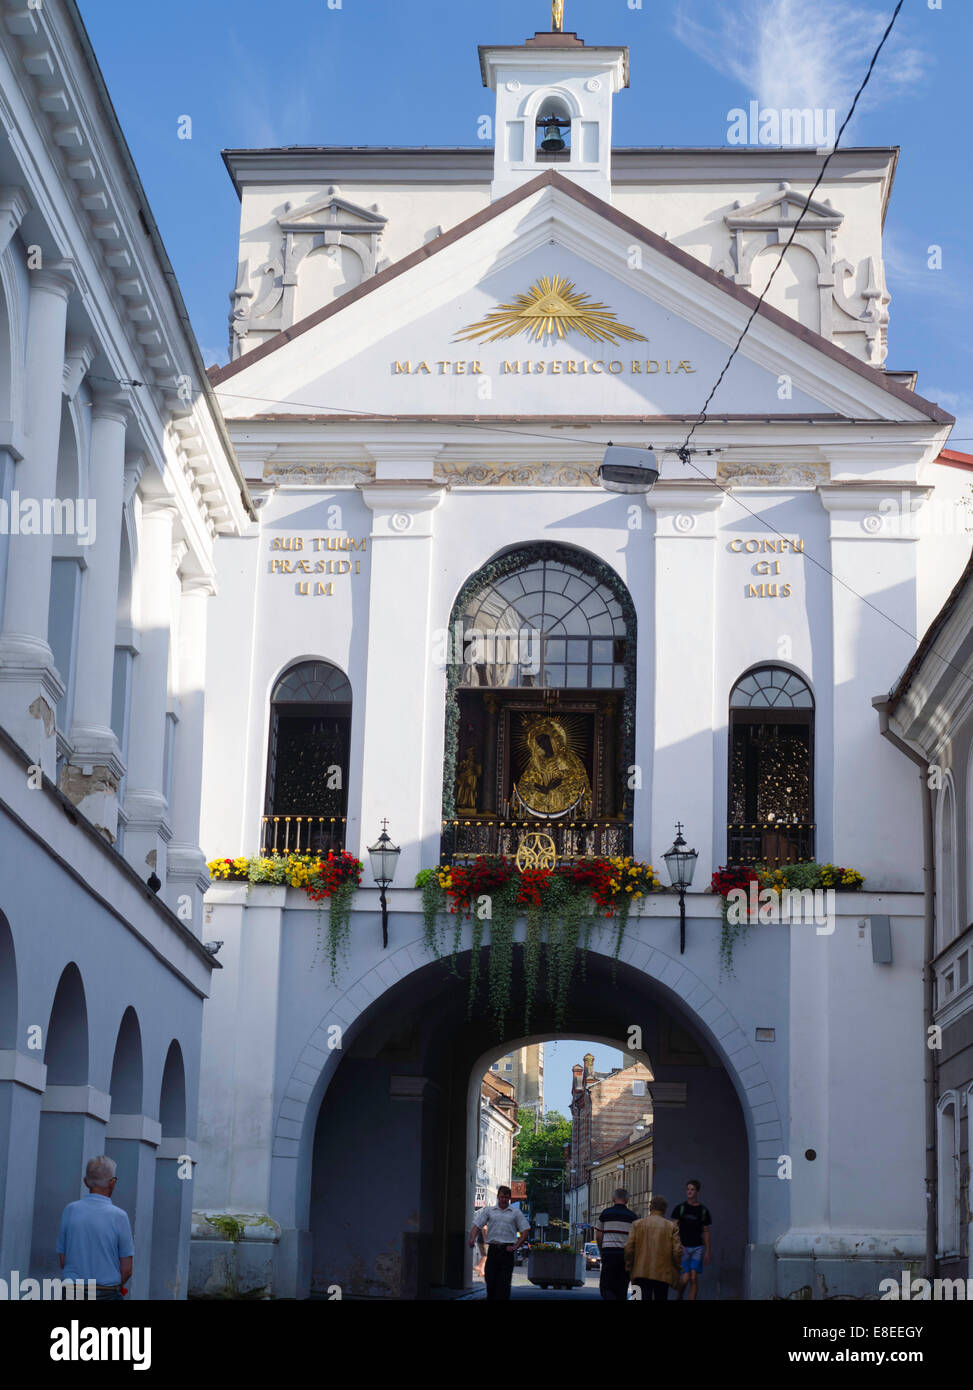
873 696 937 1280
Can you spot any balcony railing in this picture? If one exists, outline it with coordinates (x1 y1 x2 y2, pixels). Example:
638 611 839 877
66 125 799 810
727 823 814 865
441 818 633 864
261 815 346 856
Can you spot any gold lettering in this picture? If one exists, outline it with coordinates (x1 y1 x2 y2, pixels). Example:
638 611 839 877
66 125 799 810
551 361 561 374
455 361 466 374
502 361 520 374
744 540 760 553
315 582 335 597
393 361 411 374
297 581 309 595
349 538 367 551
471 361 482 374
631 361 642 373
747 583 761 597
755 560 770 575
436 361 450 374
335 560 351 574
728 539 743 553
675 360 695 373
295 560 311 573
647 361 660 373
591 362 604 374
781 583 792 597
415 361 430 374
666 359 671 373
566 361 578 374
355 559 361 574
280 559 293 574
270 537 282 550
535 361 545 374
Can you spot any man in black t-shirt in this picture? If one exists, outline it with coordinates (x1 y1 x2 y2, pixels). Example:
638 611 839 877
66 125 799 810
594 1187 640 1300
670 1179 712 1300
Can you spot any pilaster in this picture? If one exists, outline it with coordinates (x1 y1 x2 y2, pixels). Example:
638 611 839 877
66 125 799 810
0 268 72 774
644 482 725 876
357 479 444 883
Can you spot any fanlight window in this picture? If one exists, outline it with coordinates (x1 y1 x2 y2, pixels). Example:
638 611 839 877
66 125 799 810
728 666 814 865
730 668 813 709
458 559 626 690
264 660 352 855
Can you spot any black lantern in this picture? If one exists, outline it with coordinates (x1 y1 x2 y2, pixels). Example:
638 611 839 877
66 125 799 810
663 821 698 954
367 820 400 948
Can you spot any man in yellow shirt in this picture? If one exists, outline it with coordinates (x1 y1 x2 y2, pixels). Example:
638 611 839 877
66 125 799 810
623 1195 683 1301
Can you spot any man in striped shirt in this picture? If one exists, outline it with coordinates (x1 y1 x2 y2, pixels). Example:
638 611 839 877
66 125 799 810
595 1187 640 1300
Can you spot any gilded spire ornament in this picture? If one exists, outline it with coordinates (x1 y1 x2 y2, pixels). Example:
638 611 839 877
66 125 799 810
552 1 564 32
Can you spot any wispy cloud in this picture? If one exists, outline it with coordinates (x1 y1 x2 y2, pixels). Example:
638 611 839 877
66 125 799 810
674 0 928 124
225 31 317 147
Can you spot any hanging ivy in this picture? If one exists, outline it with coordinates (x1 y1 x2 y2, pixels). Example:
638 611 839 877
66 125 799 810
417 856 661 1033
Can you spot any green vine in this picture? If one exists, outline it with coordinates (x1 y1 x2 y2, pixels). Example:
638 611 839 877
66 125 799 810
485 881 518 1032
323 878 358 983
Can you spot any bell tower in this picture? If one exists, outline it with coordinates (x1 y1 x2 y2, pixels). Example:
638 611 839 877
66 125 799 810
479 7 629 204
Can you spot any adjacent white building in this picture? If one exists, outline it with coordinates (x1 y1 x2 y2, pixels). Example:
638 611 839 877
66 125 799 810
0 0 249 1299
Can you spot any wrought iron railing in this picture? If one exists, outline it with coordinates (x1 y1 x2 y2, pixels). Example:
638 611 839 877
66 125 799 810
727 823 814 865
441 818 633 863
261 815 346 856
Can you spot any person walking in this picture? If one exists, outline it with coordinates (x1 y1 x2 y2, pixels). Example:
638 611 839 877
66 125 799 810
57 1155 134 1301
594 1186 640 1300
469 1185 529 1300
623 1195 682 1300
671 1179 712 1300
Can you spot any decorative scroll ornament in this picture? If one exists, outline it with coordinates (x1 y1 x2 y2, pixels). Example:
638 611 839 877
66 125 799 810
456 275 647 347
515 831 558 871
512 714 593 818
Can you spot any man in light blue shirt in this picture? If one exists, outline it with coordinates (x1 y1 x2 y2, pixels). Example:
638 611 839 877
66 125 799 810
57 1155 134 1300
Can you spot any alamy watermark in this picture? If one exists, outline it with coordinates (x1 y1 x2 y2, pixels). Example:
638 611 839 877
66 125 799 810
0 492 96 544
0 1270 95 1299
432 622 541 676
727 101 836 150
726 884 836 935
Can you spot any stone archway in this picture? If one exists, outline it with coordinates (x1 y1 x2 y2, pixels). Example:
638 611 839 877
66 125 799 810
291 926 780 1299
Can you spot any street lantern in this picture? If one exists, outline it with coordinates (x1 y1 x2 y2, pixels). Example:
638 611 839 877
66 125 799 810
663 821 698 955
598 443 659 494
367 819 400 948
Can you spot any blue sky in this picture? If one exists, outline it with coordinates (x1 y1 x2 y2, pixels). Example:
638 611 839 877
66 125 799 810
77 0 972 440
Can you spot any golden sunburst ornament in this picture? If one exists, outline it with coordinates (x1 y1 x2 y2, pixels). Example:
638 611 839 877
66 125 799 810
455 274 647 346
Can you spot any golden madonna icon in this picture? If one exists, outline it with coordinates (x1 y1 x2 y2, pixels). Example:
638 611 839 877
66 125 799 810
512 714 593 818
456 275 647 347
515 832 558 872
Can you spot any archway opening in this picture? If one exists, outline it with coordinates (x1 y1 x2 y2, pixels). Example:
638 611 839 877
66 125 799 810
307 947 749 1299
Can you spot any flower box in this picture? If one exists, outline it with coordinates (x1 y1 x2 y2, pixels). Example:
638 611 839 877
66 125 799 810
526 1249 584 1289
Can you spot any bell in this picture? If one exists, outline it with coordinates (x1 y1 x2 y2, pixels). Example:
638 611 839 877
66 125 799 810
540 118 566 153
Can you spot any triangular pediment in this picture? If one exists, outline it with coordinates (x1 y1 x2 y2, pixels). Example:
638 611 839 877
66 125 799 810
726 184 843 230
277 190 387 235
212 172 948 429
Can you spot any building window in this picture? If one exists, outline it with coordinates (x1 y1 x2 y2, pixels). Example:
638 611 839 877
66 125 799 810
728 665 814 864
264 660 352 854
444 545 637 863
632 1079 646 1096
937 1092 960 1257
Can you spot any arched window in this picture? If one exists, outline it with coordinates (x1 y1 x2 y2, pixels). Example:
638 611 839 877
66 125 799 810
728 666 814 865
264 660 352 854
937 1092 960 1257
444 546 635 862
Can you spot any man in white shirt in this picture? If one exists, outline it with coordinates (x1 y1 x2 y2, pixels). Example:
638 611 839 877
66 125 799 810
469 1185 529 1300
